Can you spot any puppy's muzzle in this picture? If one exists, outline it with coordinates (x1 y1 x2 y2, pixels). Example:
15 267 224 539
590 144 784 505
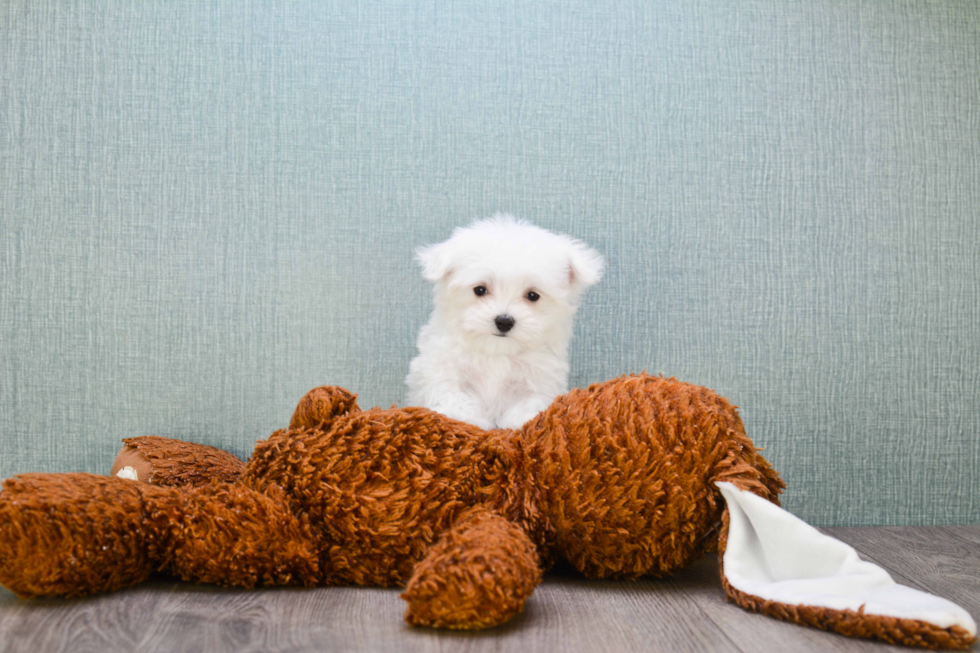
494 315 516 334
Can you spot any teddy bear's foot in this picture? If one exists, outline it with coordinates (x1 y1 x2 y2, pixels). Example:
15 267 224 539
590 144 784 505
110 436 246 487
401 506 542 629
716 482 977 649
0 473 181 598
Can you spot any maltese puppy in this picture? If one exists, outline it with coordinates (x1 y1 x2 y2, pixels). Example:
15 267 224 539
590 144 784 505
405 215 605 430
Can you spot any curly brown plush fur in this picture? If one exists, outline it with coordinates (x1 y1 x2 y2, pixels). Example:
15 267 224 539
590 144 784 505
0 375 973 649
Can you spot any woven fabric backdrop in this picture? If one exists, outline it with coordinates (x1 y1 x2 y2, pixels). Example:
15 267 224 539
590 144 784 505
1 0 978 526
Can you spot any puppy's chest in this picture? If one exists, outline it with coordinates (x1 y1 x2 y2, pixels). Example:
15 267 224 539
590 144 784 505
461 358 532 400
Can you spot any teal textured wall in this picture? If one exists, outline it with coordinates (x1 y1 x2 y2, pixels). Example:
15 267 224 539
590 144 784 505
1 1 978 526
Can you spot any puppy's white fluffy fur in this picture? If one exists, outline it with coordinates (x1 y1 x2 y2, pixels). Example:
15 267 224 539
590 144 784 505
406 215 604 429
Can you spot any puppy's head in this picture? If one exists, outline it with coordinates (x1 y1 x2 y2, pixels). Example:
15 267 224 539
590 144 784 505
416 215 605 354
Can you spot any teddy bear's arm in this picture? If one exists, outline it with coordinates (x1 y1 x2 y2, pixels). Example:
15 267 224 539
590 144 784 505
401 505 542 629
109 436 246 487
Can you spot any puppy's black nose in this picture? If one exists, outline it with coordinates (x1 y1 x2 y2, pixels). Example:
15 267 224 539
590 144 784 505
494 315 515 333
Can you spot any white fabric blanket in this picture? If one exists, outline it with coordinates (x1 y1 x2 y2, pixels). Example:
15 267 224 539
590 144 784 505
717 482 976 636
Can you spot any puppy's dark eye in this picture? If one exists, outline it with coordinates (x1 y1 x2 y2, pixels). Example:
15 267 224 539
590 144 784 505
526 291 540 302
474 285 488 297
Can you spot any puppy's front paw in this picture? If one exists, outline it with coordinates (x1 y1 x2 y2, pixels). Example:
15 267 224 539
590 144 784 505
441 410 493 431
497 398 552 430
425 398 494 430
496 413 535 430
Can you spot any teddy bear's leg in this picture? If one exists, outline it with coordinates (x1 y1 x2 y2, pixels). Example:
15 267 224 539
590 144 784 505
110 436 247 487
289 386 360 430
715 482 977 649
0 472 182 597
401 506 542 629
167 481 320 588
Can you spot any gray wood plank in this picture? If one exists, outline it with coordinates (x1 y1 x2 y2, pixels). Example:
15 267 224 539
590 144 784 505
0 576 734 652
824 526 980 616
1 527 977 653
0 583 169 653
524 569 740 653
668 556 916 653
130 582 420 653
938 525 980 548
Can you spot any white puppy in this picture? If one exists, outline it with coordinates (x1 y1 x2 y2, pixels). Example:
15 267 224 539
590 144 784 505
405 215 605 430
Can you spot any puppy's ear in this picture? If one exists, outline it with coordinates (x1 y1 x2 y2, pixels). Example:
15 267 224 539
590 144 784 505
567 241 605 289
415 243 455 282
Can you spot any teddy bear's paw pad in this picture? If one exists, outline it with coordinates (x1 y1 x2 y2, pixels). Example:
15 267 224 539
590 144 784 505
116 466 139 481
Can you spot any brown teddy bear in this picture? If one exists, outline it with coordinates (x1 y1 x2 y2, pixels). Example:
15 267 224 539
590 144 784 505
0 375 974 648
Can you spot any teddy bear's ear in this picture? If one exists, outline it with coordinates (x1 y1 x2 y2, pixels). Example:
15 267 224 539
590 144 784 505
567 240 605 290
415 242 456 282
290 386 360 430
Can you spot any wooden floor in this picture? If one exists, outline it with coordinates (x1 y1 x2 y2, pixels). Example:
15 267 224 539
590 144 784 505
0 526 976 653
